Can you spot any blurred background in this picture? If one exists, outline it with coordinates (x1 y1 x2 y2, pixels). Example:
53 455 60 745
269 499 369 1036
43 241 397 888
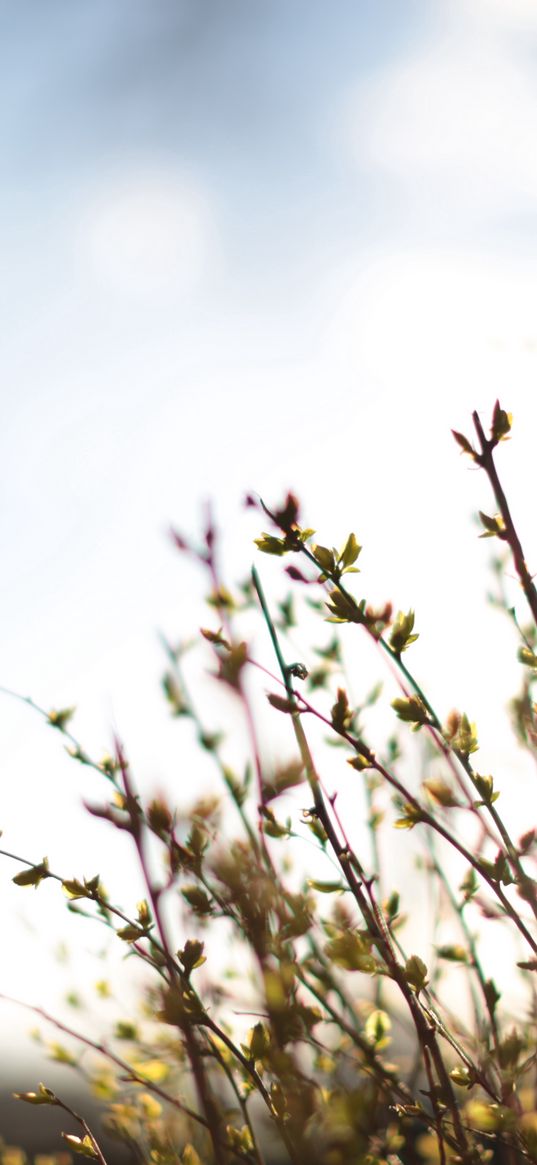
3 0 537 1147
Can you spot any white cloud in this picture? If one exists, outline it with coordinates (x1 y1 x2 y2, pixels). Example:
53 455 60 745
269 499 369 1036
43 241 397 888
76 164 214 299
340 16 537 217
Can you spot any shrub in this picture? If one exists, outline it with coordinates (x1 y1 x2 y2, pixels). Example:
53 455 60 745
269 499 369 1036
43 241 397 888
2 402 537 1165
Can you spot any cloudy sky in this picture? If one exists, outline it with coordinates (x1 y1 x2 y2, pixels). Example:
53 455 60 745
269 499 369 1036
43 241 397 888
3 0 537 1068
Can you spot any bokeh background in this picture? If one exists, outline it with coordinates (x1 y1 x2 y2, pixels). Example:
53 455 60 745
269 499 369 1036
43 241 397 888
3 0 537 1142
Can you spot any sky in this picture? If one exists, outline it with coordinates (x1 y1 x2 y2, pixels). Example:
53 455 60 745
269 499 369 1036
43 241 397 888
3 0 537 1079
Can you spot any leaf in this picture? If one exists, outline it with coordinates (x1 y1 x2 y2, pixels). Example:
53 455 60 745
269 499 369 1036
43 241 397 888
518 646 537 668
247 1021 271 1061
181 885 212 915
62 1134 99 1159
178 939 206 976
254 533 287 556
263 760 305 801
339 532 362 569
347 751 374 772
331 687 352 733
436 944 469 964
129 1058 170 1084
313 544 337 574
267 693 295 714
13 1082 58 1106
404 955 429 992
307 879 345 894
394 801 424 830
201 627 230 649
450 1065 475 1088
459 867 478 902
62 879 88 900
422 778 458 807
452 430 476 457
491 400 512 444
325 589 364 624
13 859 50 888
47 707 76 731
389 610 419 655
472 773 497 805
365 1009 391 1048
391 696 429 729
117 924 147 942
478 511 506 540
182 1147 203 1165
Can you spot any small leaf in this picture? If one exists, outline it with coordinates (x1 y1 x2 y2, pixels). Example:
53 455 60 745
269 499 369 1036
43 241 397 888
182 1147 203 1165
518 646 537 668
452 430 476 458
179 939 206 976
339 532 362 569
404 955 429 992
13 1082 58 1106
13 859 50 888
325 589 364 624
478 511 506 540
47 707 76 731
436 944 469 964
255 533 287 556
423 778 458 807
450 1065 475 1088
391 696 429 729
117 924 147 942
201 627 230 649
267 693 295 714
389 610 419 655
307 879 345 894
62 1134 99 1159
313 544 337 573
491 400 512 444
181 885 212 915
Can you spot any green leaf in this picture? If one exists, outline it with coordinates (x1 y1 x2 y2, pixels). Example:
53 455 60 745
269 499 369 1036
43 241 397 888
518 646 537 668
478 511 506 540
181 885 212 915
331 687 352 733
459 867 478 901
254 533 287 556
62 879 88 900
62 1134 99 1159
13 859 50 888
47 707 76 731
365 1008 391 1048
391 696 429 729
472 773 498 806
307 879 345 894
325 589 364 624
247 1021 271 1061
114 1021 139 1040
313 544 337 574
347 751 374 772
13 1082 58 1106
394 801 424 829
339 532 362 569
182 1147 203 1165
389 610 419 655
450 1065 475 1088
404 954 429 992
117 924 147 942
178 939 206 976
436 944 469 964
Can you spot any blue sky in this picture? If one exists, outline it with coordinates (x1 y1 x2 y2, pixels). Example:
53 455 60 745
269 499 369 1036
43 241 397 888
3 0 537 1064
